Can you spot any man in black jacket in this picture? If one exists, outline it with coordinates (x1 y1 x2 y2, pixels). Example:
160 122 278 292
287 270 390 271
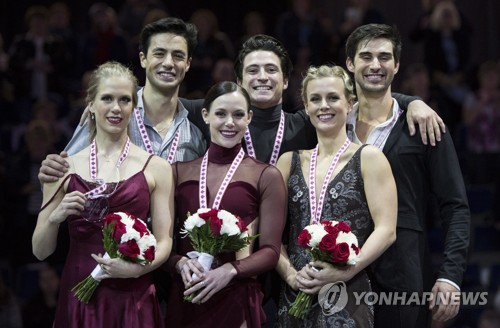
345 23 470 328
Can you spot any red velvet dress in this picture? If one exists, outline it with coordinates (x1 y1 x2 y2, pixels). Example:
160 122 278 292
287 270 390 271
50 156 164 328
165 143 286 328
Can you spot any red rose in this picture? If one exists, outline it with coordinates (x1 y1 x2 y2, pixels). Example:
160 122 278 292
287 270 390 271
132 218 148 237
236 216 247 232
143 245 155 262
198 209 219 221
331 242 350 263
111 220 127 241
318 233 337 251
297 229 311 248
336 221 351 233
210 217 222 236
104 213 122 226
118 239 141 258
323 224 340 239
351 243 360 255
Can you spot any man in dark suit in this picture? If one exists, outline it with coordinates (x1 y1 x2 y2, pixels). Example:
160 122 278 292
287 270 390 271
345 23 470 328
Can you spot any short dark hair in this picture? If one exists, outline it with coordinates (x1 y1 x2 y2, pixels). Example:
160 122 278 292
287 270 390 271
234 34 293 81
203 81 251 113
139 17 198 57
345 24 402 64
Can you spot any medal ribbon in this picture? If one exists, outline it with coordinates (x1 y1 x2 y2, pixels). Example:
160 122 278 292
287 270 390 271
86 137 130 199
134 108 180 163
244 111 284 165
199 148 245 209
308 138 351 224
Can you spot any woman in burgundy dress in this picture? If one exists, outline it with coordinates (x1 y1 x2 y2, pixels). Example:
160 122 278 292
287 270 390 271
32 62 174 328
164 81 286 327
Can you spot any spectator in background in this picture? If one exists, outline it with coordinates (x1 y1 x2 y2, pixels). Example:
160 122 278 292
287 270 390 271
0 32 15 129
211 58 236 85
337 0 386 63
462 60 500 228
0 274 22 328
462 60 500 155
185 9 234 96
240 11 267 46
77 3 130 76
117 0 167 84
48 2 78 92
22 264 59 328
401 63 442 120
411 0 472 137
275 0 328 110
8 5 71 122
7 119 62 268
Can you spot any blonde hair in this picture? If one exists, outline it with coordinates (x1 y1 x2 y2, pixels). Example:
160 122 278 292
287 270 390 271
86 61 138 140
301 65 356 104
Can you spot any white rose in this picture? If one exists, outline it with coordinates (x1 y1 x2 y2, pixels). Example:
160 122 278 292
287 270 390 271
305 224 328 247
220 220 241 236
337 231 359 264
138 233 157 252
117 212 134 227
217 210 239 225
184 213 206 231
121 228 141 244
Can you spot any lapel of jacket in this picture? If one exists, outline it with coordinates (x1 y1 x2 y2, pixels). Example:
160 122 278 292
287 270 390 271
382 114 406 155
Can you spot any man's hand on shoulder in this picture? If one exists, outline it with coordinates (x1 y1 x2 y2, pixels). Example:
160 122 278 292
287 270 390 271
406 100 446 146
38 151 69 184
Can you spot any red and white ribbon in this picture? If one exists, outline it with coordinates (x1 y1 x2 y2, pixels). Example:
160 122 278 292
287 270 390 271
199 148 245 209
244 111 285 166
308 138 351 224
134 108 179 163
86 137 130 199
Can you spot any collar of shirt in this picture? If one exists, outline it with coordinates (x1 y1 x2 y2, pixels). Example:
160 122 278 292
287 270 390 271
132 87 190 155
346 98 401 149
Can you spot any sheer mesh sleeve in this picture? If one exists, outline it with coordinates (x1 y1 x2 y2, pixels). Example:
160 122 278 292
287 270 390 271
231 165 286 277
164 162 183 274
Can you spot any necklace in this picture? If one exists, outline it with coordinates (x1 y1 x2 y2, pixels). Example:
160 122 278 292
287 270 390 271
155 120 171 133
134 108 180 163
87 138 131 199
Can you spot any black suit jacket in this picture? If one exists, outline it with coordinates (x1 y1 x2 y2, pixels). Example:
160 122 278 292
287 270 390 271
370 105 470 292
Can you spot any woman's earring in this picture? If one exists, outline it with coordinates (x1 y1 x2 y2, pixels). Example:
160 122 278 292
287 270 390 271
90 112 95 120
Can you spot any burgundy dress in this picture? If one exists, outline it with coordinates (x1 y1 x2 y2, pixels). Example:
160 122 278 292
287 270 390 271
49 156 164 328
165 143 286 328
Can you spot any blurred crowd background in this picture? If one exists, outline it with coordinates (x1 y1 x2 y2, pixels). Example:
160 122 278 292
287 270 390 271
0 0 499 327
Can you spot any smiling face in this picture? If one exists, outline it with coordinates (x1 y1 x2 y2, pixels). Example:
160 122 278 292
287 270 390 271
90 76 134 137
238 50 288 109
304 76 352 134
140 32 191 93
202 91 253 149
346 38 399 95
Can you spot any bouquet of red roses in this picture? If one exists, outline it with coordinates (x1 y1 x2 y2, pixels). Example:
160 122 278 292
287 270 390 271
180 208 257 302
72 211 156 303
289 220 359 320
